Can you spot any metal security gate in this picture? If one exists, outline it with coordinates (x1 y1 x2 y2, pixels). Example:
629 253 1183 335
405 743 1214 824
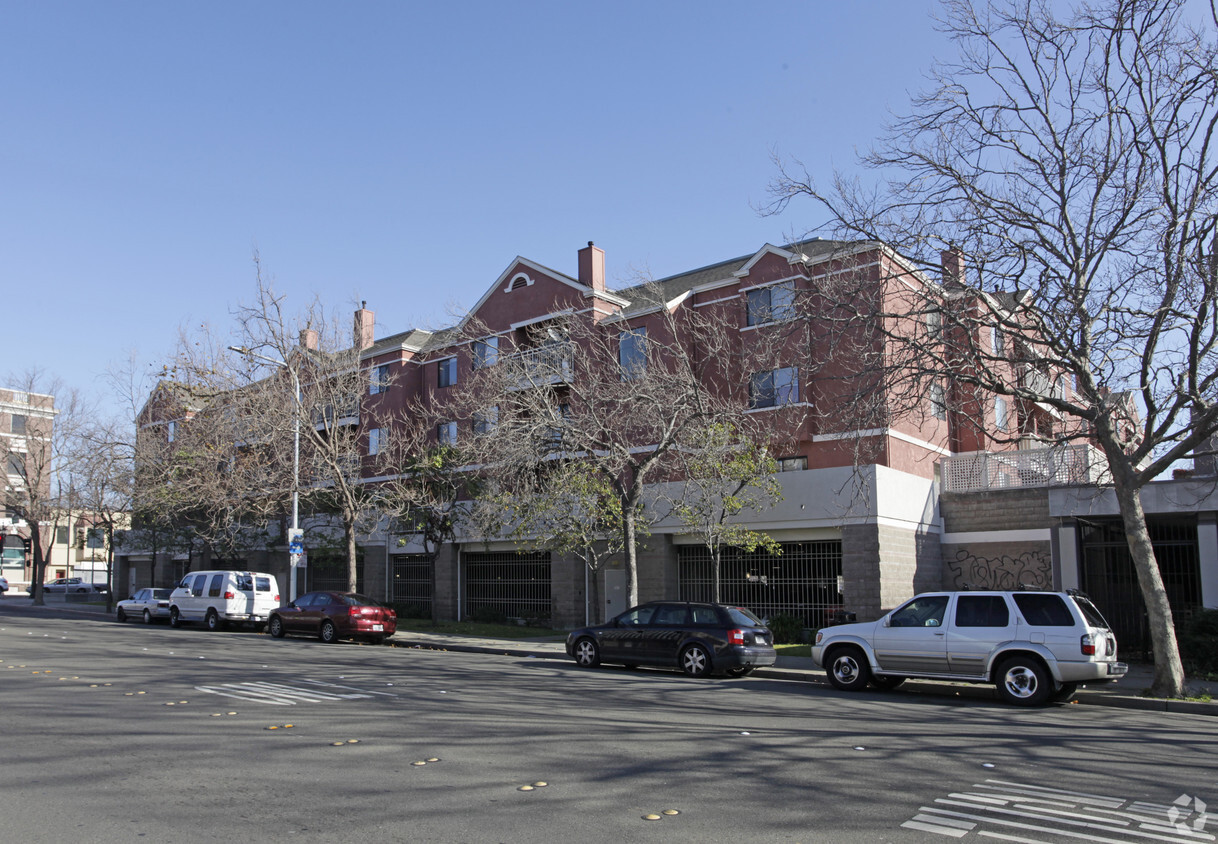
307 550 364 594
677 541 843 629
1079 518 1202 660
391 554 433 618
462 551 551 624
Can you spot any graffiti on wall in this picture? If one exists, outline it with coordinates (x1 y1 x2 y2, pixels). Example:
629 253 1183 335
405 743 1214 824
946 548 1051 590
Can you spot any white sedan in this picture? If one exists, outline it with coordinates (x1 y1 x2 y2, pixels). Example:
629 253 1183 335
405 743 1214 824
116 588 174 624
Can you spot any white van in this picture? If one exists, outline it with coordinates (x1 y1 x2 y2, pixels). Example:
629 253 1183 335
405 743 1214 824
168 570 280 631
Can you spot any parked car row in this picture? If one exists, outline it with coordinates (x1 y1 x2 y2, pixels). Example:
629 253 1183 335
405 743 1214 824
113 569 396 645
26 577 109 594
107 572 1128 706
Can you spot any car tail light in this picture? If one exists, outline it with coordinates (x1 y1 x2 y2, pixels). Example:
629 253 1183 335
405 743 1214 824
274 594 280 601
728 629 746 645
1081 634 1096 656
224 591 235 599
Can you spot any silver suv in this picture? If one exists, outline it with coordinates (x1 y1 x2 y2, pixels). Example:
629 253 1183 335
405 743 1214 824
812 589 1128 706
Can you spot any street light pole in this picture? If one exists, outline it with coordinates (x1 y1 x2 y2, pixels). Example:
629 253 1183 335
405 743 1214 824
228 346 301 602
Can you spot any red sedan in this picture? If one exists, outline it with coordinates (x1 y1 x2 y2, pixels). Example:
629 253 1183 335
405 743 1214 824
268 591 396 644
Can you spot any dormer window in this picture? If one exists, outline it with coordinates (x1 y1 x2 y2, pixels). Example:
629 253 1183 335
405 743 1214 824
746 281 796 326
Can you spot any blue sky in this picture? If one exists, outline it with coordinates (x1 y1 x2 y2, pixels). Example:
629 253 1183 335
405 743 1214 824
1 1 947 416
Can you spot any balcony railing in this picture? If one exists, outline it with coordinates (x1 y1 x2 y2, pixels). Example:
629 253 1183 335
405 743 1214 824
504 343 573 389
941 444 1111 493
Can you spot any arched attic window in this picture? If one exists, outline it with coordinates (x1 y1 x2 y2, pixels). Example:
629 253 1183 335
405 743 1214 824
505 273 534 293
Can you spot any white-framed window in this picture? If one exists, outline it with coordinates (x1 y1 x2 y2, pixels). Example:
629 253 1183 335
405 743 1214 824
166 420 176 443
370 364 391 395
368 427 382 456
930 382 947 420
995 396 1008 432
10 414 26 435
472 337 499 369
746 281 797 326
86 527 105 549
777 456 807 472
991 323 1004 356
437 357 457 388
437 421 457 446
473 406 499 436
6 452 24 476
618 328 648 381
927 308 943 340
749 367 799 409
1054 374 1068 400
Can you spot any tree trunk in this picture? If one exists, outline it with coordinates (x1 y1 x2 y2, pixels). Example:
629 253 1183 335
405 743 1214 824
585 549 601 625
622 505 638 608
29 525 46 606
1110 471 1187 697
344 514 358 594
711 545 722 604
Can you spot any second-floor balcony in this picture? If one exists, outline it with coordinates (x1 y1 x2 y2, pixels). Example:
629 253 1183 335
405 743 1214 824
941 443 1112 493
504 342 573 390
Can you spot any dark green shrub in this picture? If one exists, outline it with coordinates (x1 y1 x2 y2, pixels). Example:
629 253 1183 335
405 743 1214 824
766 614 804 644
391 603 431 620
1178 609 1218 675
471 605 508 625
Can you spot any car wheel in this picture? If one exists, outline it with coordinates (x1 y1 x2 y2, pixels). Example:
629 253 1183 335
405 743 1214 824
826 646 871 692
573 637 600 667
116 608 127 623
169 607 182 628
870 674 906 690
1050 681 1079 703
996 656 1051 706
142 609 152 625
205 610 222 632
680 643 712 677
726 666 756 678
268 616 285 638
320 620 338 644
76 587 88 593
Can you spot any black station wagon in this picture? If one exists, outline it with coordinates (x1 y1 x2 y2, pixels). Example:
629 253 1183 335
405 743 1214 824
566 601 777 678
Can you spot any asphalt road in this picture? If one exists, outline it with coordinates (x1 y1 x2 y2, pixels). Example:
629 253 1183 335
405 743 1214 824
1 609 1214 844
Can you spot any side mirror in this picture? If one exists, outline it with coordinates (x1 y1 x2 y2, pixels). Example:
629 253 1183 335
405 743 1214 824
925 618 941 628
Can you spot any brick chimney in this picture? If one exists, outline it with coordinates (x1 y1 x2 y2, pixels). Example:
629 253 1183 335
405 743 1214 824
941 246 966 288
299 328 319 350
578 241 605 293
354 301 374 350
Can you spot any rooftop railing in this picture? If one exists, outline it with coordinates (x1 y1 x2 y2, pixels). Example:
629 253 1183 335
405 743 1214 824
941 443 1111 493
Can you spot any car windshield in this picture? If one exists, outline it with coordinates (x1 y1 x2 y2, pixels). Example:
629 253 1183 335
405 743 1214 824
726 607 763 627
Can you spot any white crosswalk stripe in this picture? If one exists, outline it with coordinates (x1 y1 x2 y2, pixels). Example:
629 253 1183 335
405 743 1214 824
194 680 376 705
903 780 1214 842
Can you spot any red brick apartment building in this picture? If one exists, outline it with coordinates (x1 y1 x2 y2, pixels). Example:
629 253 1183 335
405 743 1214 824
118 239 1218 642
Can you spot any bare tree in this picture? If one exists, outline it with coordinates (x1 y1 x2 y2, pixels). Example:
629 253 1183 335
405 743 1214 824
1 373 89 605
768 0 1218 696
454 283 798 610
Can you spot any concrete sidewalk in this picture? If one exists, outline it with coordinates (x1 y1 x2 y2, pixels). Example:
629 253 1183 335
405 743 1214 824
4 596 1214 715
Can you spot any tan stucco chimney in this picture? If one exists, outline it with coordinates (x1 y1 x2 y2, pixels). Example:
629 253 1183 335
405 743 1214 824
354 302 374 350
299 328 319 350
578 241 605 293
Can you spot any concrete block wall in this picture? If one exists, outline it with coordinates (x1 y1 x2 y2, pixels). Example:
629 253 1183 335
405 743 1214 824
842 522 942 621
636 535 678 603
550 551 586 629
433 544 460 620
941 488 1049 533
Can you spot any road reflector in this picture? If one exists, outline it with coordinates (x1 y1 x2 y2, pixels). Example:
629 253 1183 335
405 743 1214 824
426 758 439 763
331 742 345 747
663 810 680 816
533 782 548 788
412 761 427 766
643 814 662 821
347 739 359 744
267 725 279 730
